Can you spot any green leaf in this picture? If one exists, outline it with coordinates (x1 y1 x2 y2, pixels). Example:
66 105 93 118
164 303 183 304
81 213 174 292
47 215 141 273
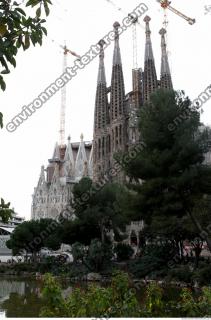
0 24 7 37
41 26 47 36
15 8 27 16
0 112 3 128
0 77 6 91
44 3 50 16
23 33 30 50
1 69 10 74
36 7 41 18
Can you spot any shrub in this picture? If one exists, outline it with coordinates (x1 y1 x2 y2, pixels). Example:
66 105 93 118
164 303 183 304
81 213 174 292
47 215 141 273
128 255 163 278
40 271 140 317
114 243 134 261
86 239 113 272
167 265 192 283
192 265 211 286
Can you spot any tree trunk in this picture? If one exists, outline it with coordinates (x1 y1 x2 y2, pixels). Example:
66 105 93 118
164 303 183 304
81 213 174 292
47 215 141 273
100 223 105 244
193 246 201 268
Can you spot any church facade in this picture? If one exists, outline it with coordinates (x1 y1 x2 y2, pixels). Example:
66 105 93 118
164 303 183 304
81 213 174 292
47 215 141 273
31 15 173 245
93 18 173 181
31 16 210 244
31 136 93 220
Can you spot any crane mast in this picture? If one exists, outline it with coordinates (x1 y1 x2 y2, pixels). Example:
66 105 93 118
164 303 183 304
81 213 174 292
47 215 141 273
157 0 196 25
59 46 68 147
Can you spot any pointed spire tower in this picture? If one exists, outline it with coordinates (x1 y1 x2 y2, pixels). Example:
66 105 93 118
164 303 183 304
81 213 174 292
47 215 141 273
143 16 158 102
110 21 126 158
94 39 109 132
75 133 88 180
93 39 110 181
159 28 173 90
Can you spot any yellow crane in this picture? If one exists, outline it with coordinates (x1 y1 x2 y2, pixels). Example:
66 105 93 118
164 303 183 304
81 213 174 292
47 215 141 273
157 0 196 25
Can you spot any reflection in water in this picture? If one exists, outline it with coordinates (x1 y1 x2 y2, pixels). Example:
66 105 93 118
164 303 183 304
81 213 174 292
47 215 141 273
0 278 44 318
0 311 6 318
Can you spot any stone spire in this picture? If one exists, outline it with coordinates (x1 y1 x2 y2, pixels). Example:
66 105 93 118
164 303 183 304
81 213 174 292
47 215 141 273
64 136 74 164
75 134 88 180
51 142 60 161
110 22 125 121
93 40 110 181
38 165 46 187
159 28 173 90
94 39 109 131
64 136 74 178
97 40 106 85
143 16 158 102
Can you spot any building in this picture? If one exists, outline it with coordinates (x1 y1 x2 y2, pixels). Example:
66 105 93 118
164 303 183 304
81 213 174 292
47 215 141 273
31 136 93 220
0 212 24 257
31 16 173 246
93 18 173 180
32 16 211 246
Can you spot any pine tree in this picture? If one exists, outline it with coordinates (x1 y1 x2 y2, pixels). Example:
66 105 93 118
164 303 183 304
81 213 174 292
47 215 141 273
120 89 211 251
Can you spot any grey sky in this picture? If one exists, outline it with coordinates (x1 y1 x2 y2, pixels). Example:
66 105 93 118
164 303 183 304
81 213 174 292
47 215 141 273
0 0 211 220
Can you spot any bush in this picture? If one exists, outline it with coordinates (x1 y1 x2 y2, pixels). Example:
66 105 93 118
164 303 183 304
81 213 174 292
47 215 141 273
114 243 134 261
128 255 164 278
167 265 192 283
193 264 211 285
86 239 113 272
40 271 140 317
40 272 211 317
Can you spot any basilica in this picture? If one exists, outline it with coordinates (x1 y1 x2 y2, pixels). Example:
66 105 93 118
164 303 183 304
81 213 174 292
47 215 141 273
31 16 210 244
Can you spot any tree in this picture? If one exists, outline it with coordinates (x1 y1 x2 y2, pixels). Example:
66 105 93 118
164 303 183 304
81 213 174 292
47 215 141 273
0 0 51 91
7 218 61 259
72 177 129 244
114 243 134 261
120 89 211 251
59 219 101 246
0 0 52 209
0 197 13 222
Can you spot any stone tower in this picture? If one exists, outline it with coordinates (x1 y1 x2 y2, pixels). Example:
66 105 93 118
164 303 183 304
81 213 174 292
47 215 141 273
93 17 174 181
110 22 127 158
159 28 173 90
93 40 110 181
143 16 158 103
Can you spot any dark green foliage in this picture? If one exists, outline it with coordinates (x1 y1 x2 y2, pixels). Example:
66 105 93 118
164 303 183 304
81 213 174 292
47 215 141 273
40 271 140 317
0 0 51 91
0 112 3 128
167 265 193 283
7 218 61 257
129 255 164 278
40 271 211 317
128 243 178 278
60 219 101 246
193 263 211 285
120 89 211 250
114 243 134 261
86 239 113 272
72 177 128 243
0 197 13 222
71 239 113 272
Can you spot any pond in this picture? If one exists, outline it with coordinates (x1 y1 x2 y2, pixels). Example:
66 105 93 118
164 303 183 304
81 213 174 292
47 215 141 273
0 277 46 317
0 276 183 317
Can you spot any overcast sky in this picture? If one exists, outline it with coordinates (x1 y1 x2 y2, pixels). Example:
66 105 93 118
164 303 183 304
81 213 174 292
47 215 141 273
1 0 211 220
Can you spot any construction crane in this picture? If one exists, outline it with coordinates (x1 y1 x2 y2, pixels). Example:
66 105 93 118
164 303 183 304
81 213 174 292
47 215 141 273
104 0 144 30
157 0 196 25
128 14 138 70
59 45 68 147
59 44 81 147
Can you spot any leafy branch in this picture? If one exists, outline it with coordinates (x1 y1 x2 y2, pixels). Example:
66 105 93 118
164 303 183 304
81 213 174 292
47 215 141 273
0 0 52 91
